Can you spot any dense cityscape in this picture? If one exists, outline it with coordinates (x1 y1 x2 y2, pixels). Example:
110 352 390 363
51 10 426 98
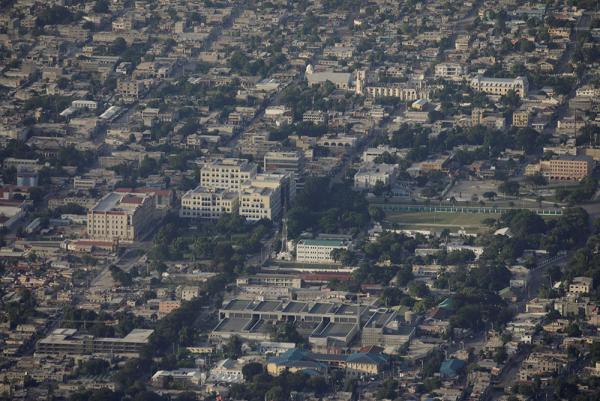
1 0 600 400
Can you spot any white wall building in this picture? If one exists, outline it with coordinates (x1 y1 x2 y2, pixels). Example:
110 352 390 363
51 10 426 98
200 158 258 191
354 163 398 190
470 75 528 98
296 237 351 264
179 187 239 220
434 63 465 80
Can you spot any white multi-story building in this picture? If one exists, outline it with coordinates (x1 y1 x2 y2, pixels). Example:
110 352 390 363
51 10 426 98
296 237 351 264
238 186 281 222
200 158 258 191
354 163 398 190
470 75 529 98
434 63 465 80
181 171 287 222
302 110 327 124
179 187 239 220
87 192 156 242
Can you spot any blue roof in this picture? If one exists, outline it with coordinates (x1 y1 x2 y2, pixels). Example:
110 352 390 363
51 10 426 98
268 348 311 364
440 359 466 378
346 352 388 365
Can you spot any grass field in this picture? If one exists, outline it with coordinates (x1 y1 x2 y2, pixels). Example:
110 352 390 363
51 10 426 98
384 212 499 233
384 211 559 233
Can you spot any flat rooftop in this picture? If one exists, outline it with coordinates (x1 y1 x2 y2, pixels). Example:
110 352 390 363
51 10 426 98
92 192 149 213
315 322 356 338
298 239 347 247
213 317 253 333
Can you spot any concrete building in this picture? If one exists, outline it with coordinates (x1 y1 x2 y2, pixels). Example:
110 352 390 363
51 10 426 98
302 110 327 124
200 158 258 191
354 163 398 190
569 277 593 295
434 63 465 80
512 110 530 127
236 274 303 289
526 155 594 181
470 75 528 98
212 298 412 354
117 79 143 102
264 151 305 190
87 192 156 242
16 170 38 187
296 237 351 264
36 328 153 357
305 65 352 90
179 187 239 220
238 186 281 221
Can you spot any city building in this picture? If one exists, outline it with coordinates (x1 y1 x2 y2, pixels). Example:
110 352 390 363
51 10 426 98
264 151 305 190
296 236 351 264
87 192 157 242
354 163 398 190
512 110 530 127
569 277 593 295
180 187 239 220
36 328 153 357
526 155 594 181
302 110 327 124
238 186 281 221
470 75 528 98
200 158 258 191
434 63 465 80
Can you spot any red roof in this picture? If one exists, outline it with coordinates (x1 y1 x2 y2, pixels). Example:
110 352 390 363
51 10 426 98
115 187 171 196
301 273 351 282
120 194 144 204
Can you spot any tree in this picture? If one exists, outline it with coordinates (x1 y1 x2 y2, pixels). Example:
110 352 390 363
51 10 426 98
110 37 127 55
265 386 285 401
408 281 430 298
498 180 519 196
224 335 242 359
566 323 581 337
482 191 497 200
494 346 508 364
368 205 385 222
78 358 110 376
93 0 109 13
242 362 263 381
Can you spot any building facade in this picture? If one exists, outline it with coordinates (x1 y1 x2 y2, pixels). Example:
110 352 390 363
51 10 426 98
87 192 156 242
296 238 351 264
470 75 528 98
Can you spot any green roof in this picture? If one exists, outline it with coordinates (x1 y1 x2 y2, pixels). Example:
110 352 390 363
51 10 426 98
299 239 346 246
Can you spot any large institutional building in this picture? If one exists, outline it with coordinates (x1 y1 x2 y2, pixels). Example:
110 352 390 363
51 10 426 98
470 75 529 98
199 158 258 191
87 192 156 242
525 155 594 181
210 299 415 351
179 187 239 220
181 158 293 222
295 237 351 264
36 328 153 357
